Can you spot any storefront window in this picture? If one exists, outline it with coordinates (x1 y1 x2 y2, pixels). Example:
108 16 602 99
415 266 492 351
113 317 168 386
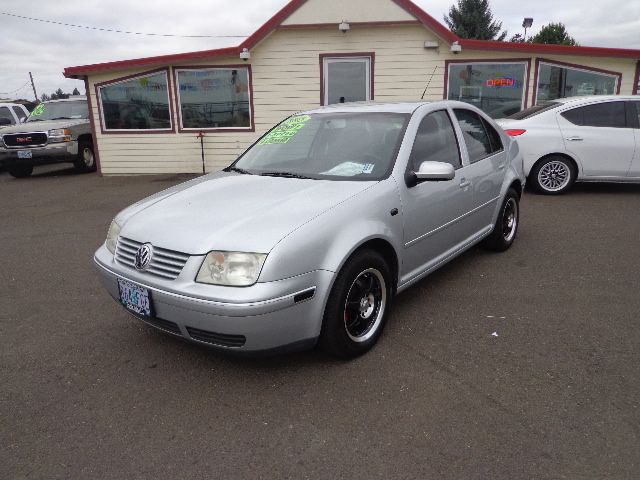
98 71 172 131
176 68 252 130
447 62 527 118
536 62 618 103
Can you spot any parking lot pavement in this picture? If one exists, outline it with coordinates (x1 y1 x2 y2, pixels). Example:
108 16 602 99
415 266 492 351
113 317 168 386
1 166 639 479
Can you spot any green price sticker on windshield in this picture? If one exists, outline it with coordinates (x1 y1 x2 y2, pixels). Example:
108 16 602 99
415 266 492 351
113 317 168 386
259 115 311 145
30 104 45 117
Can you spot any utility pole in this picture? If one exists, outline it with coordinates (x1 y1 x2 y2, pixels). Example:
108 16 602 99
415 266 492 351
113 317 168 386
29 72 38 102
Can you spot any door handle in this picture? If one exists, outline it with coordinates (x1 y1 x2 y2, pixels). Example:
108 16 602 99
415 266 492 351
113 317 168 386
497 162 506 170
459 179 471 189
566 136 584 141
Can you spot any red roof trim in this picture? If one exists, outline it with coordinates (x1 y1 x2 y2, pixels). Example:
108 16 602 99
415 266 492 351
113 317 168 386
459 39 640 59
64 0 640 79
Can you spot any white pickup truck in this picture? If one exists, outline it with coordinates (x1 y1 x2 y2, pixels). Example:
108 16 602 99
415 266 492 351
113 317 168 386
0 103 29 127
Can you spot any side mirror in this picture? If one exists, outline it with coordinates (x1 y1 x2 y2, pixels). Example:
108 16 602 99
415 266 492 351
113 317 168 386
415 161 455 182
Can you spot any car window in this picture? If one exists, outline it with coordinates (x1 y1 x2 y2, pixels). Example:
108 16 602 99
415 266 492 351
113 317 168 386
453 109 493 163
0 106 14 125
408 110 461 171
481 117 503 153
561 101 627 128
630 102 640 129
508 102 561 120
12 106 27 122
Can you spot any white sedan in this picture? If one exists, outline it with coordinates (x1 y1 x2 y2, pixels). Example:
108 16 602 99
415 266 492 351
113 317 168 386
497 95 640 194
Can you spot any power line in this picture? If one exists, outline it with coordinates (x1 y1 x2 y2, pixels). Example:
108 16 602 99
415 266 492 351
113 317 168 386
0 11 247 38
0 80 31 96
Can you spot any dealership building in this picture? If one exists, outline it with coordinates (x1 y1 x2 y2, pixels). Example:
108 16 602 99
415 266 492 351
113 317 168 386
64 0 640 175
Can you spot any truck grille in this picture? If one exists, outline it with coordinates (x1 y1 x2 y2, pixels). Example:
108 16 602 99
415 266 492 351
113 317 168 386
115 237 190 280
2 132 47 148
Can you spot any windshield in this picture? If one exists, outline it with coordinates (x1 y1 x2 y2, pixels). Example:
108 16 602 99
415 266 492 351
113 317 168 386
27 100 89 122
233 112 410 181
507 102 561 120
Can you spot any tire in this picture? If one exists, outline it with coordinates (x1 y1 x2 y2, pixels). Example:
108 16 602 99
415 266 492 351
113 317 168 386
319 249 393 358
74 140 97 173
481 188 520 252
529 156 576 195
8 165 33 178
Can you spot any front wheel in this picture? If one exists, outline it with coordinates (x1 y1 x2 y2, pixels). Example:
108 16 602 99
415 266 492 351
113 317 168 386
8 164 33 178
529 156 576 194
319 249 393 358
74 140 97 173
481 188 520 252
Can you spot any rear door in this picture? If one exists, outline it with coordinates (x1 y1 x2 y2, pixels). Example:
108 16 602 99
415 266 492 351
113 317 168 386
452 108 505 233
558 101 635 177
628 101 640 177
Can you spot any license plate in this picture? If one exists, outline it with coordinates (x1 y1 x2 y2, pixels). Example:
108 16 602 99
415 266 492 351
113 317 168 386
117 279 152 317
18 150 33 159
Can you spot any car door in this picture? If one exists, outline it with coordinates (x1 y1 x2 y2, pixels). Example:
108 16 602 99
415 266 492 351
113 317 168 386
558 100 635 177
627 101 640 178
451 108 505 233
399 109 473 283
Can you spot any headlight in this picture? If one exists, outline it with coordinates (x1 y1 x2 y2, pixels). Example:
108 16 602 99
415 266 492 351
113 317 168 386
105 220 121 254
196 251 267 286
48 128 72 142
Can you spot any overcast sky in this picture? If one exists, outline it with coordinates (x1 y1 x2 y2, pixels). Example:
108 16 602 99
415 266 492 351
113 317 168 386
1 0 638 100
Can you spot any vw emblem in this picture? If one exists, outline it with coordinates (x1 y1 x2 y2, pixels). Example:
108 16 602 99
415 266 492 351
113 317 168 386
134 244 153 271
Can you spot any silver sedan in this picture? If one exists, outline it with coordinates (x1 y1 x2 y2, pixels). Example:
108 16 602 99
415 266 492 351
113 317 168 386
94 101 525 357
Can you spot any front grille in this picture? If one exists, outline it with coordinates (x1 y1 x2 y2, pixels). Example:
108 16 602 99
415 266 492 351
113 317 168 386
186 326 246 348
115 236 189 280
131 314 182 336
2 132 47 148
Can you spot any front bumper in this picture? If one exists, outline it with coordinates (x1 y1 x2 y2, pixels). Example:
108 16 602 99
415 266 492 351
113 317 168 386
0 141 78 167
94 245 334 353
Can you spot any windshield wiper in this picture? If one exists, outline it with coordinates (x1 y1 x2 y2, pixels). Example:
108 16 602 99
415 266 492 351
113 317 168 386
51 117 72 120
224 166 252 175
27 118 43 122
260 171 314 180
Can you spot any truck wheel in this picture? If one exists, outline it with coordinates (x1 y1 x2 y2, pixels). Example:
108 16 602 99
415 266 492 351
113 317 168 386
319 249 393 358
74 140 96 173
8 165 33 178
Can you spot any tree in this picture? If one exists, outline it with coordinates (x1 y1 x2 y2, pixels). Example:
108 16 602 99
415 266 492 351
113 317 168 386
508 33 526 43
529 22 577 46
72 87 80 96
41 93 51 102
444 0 507 41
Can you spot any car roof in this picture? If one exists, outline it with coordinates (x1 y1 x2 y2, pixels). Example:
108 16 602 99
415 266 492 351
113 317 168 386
301 100 480 115
0 102 26 107
554 95 639 105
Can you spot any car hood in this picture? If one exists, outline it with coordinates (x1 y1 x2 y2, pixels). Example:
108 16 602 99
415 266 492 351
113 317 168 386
120 171 376 255
0 118 87 134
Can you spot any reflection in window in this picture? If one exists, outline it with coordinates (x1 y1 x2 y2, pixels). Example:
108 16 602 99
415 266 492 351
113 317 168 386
176 68 251 129
99 72 171 131
536 63 617 103
447 63 527 118
409 111 461 170
323 57 371 105
561 102 626 128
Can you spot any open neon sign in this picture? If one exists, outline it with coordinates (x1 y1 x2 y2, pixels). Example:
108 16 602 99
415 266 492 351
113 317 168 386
485 77 516 88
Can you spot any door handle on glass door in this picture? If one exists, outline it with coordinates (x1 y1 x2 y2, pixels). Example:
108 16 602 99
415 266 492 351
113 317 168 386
566 136 583 141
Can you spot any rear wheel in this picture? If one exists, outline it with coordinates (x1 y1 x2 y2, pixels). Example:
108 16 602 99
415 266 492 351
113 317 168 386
481 188 519 252
529 156 576 194
74 140 96 173
319 249 392 358
8 165 33 178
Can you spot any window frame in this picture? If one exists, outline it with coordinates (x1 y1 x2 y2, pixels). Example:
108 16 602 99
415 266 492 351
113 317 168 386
443 58 532 115
95 68 175 135
533 58 622 105
173 65 255 133
320 52 375 106
560 100 629 128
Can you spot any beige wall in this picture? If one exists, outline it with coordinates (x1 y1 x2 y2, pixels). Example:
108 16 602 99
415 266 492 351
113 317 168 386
86 24 638 175
281 0 415 25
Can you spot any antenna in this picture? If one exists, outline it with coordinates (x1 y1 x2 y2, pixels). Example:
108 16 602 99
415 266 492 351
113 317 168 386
420 66 439 100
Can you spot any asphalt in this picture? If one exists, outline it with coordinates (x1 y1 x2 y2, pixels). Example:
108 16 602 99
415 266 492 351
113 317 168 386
1 165 639 479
